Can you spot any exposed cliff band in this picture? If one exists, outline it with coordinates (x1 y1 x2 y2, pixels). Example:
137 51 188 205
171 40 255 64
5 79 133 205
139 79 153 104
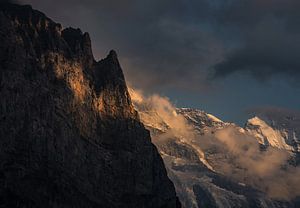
0 3 180 208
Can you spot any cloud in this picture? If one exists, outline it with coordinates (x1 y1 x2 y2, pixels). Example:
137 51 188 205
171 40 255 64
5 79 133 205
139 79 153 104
213 22 300 80
129 88 215 170
130 88 300 200
129 88 195 140
214 127 300 200
19 0 223 92
18 0 300 91
212 0 300 81
0 0 19 3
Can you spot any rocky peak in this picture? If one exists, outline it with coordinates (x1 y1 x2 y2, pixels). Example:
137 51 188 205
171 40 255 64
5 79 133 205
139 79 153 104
245 116 296 151
177 108 226 130
108 49 118 61
92 50 137 120
1 3 63 51
0 3 180 208
1 3 50 25
61 27 94 62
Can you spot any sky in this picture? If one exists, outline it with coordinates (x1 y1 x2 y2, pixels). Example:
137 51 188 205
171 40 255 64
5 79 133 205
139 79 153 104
18 0 300 125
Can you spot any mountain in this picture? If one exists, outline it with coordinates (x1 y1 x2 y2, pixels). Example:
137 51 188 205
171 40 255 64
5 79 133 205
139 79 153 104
129 89 300 208
0 3 180 208
245 117 294 151
245 108 300 153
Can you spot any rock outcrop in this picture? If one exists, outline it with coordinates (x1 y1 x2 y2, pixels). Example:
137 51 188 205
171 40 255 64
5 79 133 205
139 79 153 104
0 3 180 208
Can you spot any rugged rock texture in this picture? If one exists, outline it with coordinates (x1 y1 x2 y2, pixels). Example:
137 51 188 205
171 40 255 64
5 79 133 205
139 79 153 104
129 91 300 208
0 3 180 208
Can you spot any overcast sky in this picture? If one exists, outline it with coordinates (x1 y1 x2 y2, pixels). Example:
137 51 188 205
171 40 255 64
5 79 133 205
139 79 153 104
19 0 300 124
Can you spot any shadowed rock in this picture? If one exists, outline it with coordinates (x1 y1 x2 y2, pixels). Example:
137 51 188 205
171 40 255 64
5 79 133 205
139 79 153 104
0 3 180 208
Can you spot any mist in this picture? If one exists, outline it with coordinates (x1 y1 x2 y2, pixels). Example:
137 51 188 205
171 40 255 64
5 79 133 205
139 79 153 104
129 87 300 200
214 127 300 200
129 88 195 140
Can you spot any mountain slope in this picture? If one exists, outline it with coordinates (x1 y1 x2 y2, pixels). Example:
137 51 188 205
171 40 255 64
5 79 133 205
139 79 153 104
245 116 295 151
245 108 300 152
0 3 180 208
129 89 300 208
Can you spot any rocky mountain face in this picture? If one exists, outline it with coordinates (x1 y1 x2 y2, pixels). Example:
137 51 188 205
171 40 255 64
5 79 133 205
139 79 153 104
129 89 300 208
176 110 300 208
0 3 180 208
245 109 300 166
245 111 300 153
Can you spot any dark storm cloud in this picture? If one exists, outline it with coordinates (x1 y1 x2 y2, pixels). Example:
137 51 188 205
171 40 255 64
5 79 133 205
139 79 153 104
20 0 223 91
213 0 300 80
20 0 300 90
0 0 18 4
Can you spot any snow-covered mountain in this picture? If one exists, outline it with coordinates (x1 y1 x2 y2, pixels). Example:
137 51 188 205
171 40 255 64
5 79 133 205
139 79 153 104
246 117 294 151
179 108 300 154
245 109 300 152
129 88 300 208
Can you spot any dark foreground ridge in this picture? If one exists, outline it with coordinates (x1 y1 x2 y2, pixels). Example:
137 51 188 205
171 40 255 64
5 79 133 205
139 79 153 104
0 3 180 208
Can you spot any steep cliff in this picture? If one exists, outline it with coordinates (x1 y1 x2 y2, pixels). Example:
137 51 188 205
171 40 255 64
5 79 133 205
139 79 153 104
0 3 180 208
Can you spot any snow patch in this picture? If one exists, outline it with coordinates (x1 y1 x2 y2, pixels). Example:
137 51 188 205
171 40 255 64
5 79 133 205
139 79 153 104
207 113 223 123
246 116 294 151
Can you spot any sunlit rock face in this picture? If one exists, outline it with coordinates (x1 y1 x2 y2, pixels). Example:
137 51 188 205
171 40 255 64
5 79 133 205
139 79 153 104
245 117 295 151
245 113 300 153
0 3 180 208
129 89 300 208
